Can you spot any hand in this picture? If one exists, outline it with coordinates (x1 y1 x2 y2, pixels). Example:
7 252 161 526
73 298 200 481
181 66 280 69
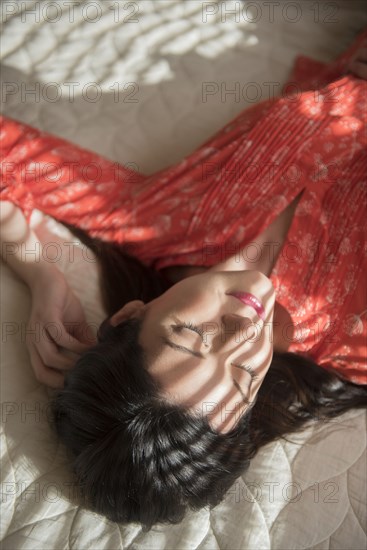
347 42 367 80
27 266 96 388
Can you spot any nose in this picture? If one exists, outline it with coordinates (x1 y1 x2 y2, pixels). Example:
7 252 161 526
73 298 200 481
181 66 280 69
214 313 255 352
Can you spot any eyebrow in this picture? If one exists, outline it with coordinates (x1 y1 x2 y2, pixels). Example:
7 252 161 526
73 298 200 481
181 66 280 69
160 335 253 405
232 378 251 405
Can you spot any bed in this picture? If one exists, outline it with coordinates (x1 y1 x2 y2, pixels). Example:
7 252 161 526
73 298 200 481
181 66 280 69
1 1 366 548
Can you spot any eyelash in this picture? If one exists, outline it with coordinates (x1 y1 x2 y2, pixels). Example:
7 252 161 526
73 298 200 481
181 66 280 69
244 364 260 380
233 363 260 381
174 321 205 339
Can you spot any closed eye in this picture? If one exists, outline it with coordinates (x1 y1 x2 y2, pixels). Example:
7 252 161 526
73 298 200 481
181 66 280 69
232 362 260 381
163 320 206 359
172 321 205 340
232 363 259 407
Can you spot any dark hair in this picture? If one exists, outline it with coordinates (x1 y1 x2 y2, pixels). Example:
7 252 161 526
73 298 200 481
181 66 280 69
51 227 367 531
52 316 255 530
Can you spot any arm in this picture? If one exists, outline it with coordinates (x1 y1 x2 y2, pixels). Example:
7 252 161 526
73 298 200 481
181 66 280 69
1 201 56 288
1 201 93 388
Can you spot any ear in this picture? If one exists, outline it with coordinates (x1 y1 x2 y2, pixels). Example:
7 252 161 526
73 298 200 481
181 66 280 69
109 300 145 327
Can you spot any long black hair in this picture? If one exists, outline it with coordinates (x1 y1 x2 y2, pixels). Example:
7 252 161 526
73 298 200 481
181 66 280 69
51 227 367 531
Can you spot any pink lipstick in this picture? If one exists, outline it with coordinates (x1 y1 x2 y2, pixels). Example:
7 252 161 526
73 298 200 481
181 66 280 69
226 292 266 321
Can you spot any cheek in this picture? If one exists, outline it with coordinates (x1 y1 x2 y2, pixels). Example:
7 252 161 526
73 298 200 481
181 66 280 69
245 335 274 386
165 295 209 319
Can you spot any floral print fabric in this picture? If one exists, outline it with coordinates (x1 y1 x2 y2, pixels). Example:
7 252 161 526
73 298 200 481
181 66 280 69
1 29 366 384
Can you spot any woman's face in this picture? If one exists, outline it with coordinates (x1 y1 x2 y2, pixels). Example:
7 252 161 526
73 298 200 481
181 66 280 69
112 270 276 433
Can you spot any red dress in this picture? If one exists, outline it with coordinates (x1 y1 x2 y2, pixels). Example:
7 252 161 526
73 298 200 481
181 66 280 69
1 29 366 384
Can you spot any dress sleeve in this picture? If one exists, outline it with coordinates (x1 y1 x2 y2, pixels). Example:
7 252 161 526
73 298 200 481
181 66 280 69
0 115 146 233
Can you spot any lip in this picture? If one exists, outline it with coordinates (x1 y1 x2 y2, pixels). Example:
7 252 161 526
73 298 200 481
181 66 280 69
226 292 266 321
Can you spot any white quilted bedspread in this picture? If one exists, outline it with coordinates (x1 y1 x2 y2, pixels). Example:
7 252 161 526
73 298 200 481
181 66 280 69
1 1 366 549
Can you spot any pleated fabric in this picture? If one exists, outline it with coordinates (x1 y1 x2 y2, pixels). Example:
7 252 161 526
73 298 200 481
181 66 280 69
1 28 366 383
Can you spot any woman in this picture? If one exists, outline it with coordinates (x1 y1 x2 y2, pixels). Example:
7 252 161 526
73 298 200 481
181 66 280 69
1 30 367 530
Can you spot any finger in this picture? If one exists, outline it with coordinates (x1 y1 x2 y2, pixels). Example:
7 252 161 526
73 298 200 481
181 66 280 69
45 322 92 354
70 320 98 346
36 334 76 371
27 343 65 389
